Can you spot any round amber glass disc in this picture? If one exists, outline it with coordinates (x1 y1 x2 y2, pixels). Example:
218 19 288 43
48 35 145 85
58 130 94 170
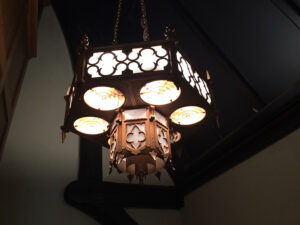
73 117 109 135
84 87 125 111
170 106 206 125
140 80 181 105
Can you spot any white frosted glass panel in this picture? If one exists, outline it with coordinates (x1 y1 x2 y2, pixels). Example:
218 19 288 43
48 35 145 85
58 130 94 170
84 87 125 111
87 50 127 77
126 123 146 150
140 80 181 106
124 108 147 120
176 51 212 104
87 45 168 77
154 111 167 127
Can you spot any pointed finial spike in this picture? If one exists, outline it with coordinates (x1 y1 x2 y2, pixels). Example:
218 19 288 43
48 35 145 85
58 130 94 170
108 163 113 176
81 34 89 47
78 34 89 54
155 171 161 181
62 131 66 144
149 151 157 160
252 107 259 113
164 25 177 41
216 114 220 128
206 70 211 80
128 175 134 183
138 175 144 185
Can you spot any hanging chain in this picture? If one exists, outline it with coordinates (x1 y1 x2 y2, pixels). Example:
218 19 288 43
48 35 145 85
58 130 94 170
113 0 122 45
113 0 150 44
140 0 150 41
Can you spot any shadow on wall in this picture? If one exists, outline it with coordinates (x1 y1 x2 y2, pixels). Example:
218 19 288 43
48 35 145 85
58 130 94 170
0 7 99 225
183 128 300 225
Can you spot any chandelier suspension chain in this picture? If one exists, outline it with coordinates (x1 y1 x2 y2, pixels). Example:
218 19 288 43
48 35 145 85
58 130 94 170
140 0 150 41
113 0 122 45
113 0 150 43
63 0 217 184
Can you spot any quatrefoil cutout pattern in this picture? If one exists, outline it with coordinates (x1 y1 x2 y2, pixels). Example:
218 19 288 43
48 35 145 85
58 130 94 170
126 123 146 151
157 126 169 154
109 130 117 161
87 46 169 77
176 51 212 104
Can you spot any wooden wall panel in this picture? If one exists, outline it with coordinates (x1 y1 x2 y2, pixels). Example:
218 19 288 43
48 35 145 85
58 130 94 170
27 0 38 58
0 2 7 79
5 24 27 113
1 0 27 58
0 0 40 158
0 93 7 143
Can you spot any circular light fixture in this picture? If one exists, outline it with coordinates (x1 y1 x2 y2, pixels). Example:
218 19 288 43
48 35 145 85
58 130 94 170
140 80 181 105
170 106 206 125
73 117 109 135
84 87 125 111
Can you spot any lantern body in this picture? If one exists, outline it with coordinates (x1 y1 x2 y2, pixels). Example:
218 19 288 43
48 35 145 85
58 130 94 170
61 35 215 181
62 39 214 143
109 108 170 178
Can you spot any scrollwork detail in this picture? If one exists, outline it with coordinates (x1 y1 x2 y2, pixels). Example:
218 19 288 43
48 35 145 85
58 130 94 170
86 46 169 77
176 51 212 104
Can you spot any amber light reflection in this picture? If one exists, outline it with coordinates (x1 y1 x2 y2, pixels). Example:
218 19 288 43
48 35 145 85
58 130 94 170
140 80 181 105
170 106 206 125
84 87 125 111
73 117 109 135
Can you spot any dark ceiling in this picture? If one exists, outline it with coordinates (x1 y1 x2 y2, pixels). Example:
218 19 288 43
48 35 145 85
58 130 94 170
48 0 300 223
51 0 300 188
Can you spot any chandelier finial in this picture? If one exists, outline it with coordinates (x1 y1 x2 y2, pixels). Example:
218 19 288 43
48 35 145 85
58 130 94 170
78 34 89 54
164 25 177 41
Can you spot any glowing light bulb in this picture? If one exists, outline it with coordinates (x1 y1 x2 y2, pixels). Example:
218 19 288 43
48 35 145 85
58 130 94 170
84 87 125 111
140 80 181 105
73 117 109 135
170 106 206 125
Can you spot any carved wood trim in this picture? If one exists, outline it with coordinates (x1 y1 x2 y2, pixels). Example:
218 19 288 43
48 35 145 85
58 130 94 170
0 0 28 92
0 0 40 159
27 0 38 58
183 81 300 194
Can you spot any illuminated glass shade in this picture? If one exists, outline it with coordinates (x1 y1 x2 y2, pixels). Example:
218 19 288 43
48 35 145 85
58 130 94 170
84 87 125 111
87 46 169 77
73 117 109 134
170 106 206 125
140 80 181 105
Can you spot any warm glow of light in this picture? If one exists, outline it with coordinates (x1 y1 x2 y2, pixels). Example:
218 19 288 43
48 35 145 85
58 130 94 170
87 46 168 77
170 106 206 125
73 117 109 135
140 80 181 105
84 87 125 111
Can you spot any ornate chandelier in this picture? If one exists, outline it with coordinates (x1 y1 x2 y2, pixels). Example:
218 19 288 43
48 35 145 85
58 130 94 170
61 0 216 183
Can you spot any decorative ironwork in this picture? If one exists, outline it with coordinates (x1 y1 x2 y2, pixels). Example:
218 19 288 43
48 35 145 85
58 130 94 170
176 51 212 104
109 129 118 161
106 108 172 183
157 126 169 155
87 45 169 77
170 131 181 144
62 26 218 183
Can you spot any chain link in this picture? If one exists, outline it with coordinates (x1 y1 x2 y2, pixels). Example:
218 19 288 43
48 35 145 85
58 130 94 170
140 0 150 41
113 0 122 45
113 0 150 44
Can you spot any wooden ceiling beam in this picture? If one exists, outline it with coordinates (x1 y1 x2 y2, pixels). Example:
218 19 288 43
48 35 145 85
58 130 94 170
65 180 183 224
183 81 300 194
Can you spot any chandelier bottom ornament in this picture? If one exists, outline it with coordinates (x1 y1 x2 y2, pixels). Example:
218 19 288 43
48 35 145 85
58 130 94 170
108 107 173 184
